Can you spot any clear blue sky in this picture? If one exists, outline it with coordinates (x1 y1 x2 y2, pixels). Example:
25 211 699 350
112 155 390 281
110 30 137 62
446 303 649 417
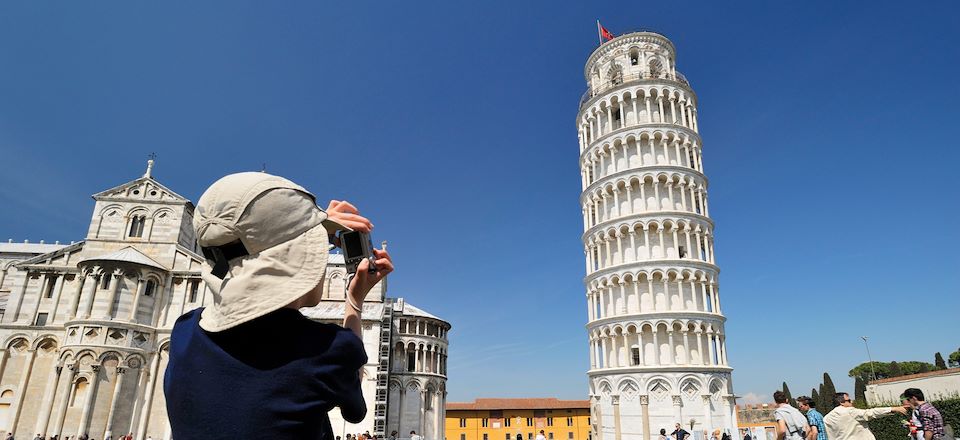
1 1 958 404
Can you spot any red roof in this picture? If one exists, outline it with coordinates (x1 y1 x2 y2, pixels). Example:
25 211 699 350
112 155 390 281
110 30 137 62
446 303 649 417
868 368 960 385
447 398 590 411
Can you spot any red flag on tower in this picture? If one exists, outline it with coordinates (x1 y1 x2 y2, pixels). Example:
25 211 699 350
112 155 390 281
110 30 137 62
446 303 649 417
597 21 615 43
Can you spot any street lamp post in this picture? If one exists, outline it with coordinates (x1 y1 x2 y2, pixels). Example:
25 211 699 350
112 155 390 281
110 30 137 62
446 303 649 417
861 336 876 381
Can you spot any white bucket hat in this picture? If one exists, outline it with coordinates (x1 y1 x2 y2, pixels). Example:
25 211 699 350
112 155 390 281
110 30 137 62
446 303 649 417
192 172 349 332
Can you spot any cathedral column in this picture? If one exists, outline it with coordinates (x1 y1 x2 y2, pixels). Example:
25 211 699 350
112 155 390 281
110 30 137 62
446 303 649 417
640 395 651 440
52 362 78 438
35 362 64 436
8 348 36 433
137 352 162 440
129 277 146 322
682 330 691 365
81 272 100 319
644 97 652 123
689 279 699 310
49 273 68 324
68 271 90 320
0 350 8 382
103 271 123 319
126 365 147 438
103 366 126 440
77 364 102 437
10 271 31 323
657 97 665 123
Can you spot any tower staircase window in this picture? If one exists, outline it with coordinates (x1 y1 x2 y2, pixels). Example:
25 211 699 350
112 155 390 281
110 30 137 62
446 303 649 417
631 348 641 365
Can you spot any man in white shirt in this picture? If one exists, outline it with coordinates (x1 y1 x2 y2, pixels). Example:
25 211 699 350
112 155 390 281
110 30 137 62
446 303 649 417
823 392 907 440
536 430 547 440
411 430 423 440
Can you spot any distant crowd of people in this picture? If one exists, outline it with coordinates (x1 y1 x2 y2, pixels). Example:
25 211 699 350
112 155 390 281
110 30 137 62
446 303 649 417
658 423 731 440
771 388 944 440
337 430 423 440
2 433 147 440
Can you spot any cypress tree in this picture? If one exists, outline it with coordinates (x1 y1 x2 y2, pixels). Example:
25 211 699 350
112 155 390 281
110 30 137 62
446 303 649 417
854 377 866 406
935 352 947 370
782 382 796 407
890 361 903 377
811 388 820 411
822 373 837 411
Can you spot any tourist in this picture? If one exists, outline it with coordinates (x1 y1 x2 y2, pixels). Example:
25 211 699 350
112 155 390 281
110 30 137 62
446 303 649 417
659 428 669 440
744 430 753 440
902 397 923 440
721 432 731 440
163 172 393 439
797 396 827 440
390 430 399 440
774 390 809 440
537 430 546 440
823 392 907 440
672 423 690 440
903 388 944 440
411 431 423 440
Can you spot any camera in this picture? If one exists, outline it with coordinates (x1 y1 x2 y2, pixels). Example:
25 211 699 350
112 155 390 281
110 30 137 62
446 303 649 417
339 230 377 275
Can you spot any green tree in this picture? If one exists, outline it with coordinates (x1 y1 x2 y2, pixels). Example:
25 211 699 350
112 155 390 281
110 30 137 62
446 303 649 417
935 352 947 370
918 363 931 373
782 382 797 407
849 361 890 381
890 361 904 377
811 388 820 411
854 377 867 407
950 350 960 368
822 373 837 411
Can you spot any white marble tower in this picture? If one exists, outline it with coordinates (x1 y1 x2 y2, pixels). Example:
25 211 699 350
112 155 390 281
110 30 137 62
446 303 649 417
577 31 737 440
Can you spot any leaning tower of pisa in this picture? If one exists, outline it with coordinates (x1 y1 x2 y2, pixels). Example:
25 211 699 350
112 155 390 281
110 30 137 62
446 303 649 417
577 31 737 440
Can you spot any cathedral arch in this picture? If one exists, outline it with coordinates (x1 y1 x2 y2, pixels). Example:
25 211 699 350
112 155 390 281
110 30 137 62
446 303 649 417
4 335 30 351
32 335 59 353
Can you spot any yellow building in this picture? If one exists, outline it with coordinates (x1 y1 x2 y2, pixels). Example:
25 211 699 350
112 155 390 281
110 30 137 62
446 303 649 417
446 398 591 440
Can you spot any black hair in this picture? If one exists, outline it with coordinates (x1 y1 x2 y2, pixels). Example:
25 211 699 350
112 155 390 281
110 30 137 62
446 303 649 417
660 429 666 435
903 388 925 401
833 392 849 406
797 396 815 408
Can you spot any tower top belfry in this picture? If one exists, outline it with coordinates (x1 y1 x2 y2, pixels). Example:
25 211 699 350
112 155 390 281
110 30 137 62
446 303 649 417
576 31 737 440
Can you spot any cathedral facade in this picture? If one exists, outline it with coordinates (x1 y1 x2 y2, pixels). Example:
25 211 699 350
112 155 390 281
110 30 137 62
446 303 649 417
0 164 449 440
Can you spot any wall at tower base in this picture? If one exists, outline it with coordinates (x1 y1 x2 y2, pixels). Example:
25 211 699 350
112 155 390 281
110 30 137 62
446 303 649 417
590 373 739 440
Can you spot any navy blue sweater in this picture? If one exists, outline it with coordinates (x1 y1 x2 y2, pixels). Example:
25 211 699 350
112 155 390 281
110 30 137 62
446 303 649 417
165 307 367 440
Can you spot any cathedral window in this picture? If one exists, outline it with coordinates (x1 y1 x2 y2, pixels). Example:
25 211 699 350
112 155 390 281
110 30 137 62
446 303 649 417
407 351 416 372
43 276 57 298
678 246 687 258
71 378 89 407
629 49 639 66
35 313 48 326
612 109 621 128
188 280 199 302
145 280 156 297
128 215 146 238
631 348 641 365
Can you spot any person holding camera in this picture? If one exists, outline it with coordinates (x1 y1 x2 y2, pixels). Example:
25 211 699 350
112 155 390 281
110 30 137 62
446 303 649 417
164 172 394 440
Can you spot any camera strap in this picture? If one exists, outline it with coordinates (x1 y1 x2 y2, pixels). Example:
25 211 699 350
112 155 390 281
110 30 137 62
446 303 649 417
201 240 249 279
